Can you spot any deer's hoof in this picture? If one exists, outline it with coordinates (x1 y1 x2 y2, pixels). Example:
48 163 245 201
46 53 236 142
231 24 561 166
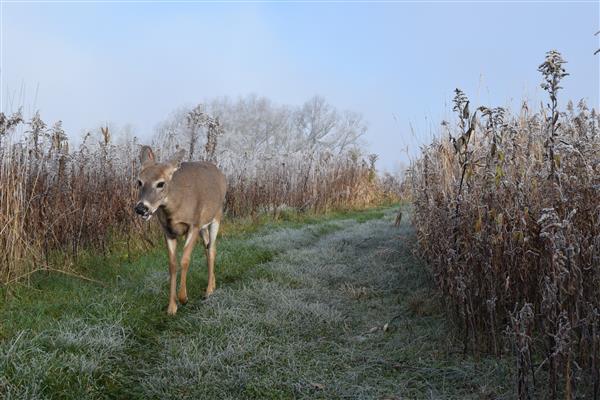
178 295 188 305
167 303 178 315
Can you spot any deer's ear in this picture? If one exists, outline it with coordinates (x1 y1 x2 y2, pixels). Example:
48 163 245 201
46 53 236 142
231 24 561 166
140 146 155 166
168 149 186 170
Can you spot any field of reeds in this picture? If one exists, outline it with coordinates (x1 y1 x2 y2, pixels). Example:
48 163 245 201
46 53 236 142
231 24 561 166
0 96 397 285
409 50 600 399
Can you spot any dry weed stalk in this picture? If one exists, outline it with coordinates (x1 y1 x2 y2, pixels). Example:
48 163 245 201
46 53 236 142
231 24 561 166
0 104 396 285
410 51 600 398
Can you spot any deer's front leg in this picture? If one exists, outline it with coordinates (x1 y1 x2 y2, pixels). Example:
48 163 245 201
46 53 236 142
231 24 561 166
178 228 199 305
166 236 178 315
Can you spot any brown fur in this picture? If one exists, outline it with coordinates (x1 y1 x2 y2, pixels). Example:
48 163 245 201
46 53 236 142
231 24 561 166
136 146 226 315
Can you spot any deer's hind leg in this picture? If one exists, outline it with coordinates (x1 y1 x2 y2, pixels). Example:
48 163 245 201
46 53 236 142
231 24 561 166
200 227 210 255
205 220 220 297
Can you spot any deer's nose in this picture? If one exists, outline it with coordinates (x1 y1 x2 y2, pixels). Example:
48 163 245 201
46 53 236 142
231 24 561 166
135 202 148 215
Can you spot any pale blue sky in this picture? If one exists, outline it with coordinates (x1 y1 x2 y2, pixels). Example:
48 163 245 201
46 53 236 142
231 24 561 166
2 1 599 170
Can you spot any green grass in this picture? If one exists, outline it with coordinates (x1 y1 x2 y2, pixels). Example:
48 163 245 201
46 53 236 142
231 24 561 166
0 206 514 399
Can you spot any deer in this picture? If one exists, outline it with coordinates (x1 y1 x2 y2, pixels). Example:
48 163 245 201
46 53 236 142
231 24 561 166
134 146 227 315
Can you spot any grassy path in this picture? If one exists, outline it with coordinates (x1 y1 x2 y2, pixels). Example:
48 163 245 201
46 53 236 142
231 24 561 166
1 208 511 399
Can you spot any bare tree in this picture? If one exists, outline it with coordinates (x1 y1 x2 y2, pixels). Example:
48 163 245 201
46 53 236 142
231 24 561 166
151 94 368 172
294 96 338 151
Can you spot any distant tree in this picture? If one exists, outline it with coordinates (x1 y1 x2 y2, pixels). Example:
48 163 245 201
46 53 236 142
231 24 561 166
152 94 367 171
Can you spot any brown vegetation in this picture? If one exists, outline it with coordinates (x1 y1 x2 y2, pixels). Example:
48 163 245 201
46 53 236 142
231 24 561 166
409 51 600 398
0 103 397 286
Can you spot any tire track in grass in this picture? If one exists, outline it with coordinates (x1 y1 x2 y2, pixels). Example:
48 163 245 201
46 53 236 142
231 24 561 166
0 208 513 399
128 209 512 399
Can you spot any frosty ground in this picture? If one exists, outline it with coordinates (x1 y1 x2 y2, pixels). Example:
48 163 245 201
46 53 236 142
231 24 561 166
0 208 512 399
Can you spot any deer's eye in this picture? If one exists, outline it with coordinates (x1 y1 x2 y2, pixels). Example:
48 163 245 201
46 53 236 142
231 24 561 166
137 180 142 187
156 181 165 189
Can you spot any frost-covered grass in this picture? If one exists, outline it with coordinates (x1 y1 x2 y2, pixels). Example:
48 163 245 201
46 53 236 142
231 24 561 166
0 317 128 399
0 207 513 399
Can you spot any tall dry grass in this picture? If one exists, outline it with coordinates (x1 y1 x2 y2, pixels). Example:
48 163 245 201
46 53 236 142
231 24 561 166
224 152 386 218
0 109 393 285
0 117 145 284
409 50 600 398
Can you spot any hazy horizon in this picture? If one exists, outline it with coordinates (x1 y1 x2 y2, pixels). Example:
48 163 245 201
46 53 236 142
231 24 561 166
2 1 599 171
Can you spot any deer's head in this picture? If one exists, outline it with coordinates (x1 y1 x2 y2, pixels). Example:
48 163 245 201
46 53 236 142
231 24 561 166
135 146 186 220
